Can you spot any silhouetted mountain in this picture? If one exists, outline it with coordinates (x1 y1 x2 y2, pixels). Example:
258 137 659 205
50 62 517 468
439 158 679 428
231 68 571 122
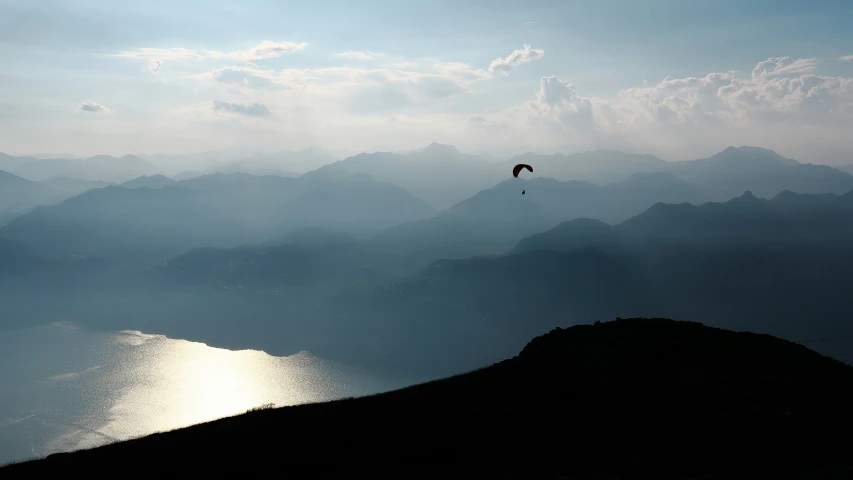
839 164 853 176
274 174 436 237
41 177 114 195
2 154 160 183
7 318 853 477
0 153 32 172
204 161 296 177
0 238 38 274
0 170 65 213
0 186 251 266
507 149 667 184
663 146 853 200
121 175 177 189
307 143 505 210
245 147 339 174
516 189 853 254
371 173 708 267
150 226 405 294
171 170 204 181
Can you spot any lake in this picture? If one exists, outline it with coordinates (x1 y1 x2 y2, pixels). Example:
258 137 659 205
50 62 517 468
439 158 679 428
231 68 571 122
0 321 419 466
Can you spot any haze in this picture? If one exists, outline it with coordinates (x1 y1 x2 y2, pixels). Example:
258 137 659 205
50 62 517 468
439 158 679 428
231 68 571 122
3 1 853 475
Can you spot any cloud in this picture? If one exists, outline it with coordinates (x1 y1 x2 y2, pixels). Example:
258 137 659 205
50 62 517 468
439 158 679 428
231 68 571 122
147 59 163 75
207 66 290 90
209 41 308 61
111 41 307 64
841 55 853 62
516 56 853 158
465 116 509 130
751 56 816 80
335 51 385 61
488 44 545 75
112 48 205 60
79 100 109 113
212 101 271 117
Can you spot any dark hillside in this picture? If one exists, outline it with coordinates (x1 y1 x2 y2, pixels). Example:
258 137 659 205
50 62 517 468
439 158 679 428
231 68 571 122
6 318 853 478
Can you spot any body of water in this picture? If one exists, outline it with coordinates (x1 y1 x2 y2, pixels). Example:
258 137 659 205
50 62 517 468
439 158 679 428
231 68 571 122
0 322 418 466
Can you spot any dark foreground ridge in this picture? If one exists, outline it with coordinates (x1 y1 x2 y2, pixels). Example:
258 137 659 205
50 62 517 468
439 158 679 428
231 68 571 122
5 318 853 478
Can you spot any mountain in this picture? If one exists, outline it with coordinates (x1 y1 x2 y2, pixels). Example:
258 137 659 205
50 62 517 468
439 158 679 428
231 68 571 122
371 173 708 268
506 146 853 201
0 238 39 275
0 170 65 213
175 173 305 230
171 170 204 181
121 175 177 189
243 147 339 174
507 149 668 184
517 189 853 253
149 227 407 294
663 146 853 200
0 186 251 266
204 161 294 177
273 173 436 237
337 190 853 374
41 177 114 195
3 154 161 183
0 153 33 172
839 164 853 176
7 318 853 477
307 143 506 210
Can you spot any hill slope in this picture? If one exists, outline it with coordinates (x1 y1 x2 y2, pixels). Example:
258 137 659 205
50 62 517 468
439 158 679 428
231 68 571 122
0 170 64 213
6 318 853 477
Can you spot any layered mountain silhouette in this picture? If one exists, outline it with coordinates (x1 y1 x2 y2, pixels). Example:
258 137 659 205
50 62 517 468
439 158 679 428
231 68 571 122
5 318 852 477
0 170 65 213
308 142 506 210
40 177 114 195
507 149 667 184
662 146 853 200
120 175 177 189
370 172 709 268
505 146 853 201
0 186 251 267
0 154 160 183
0 171 436 266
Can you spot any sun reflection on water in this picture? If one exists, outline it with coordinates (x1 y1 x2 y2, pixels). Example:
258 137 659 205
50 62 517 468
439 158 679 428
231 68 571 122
0 324 414 464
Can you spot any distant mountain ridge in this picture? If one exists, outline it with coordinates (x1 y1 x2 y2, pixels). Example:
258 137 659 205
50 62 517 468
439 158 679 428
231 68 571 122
0 153 160 183
0 170 66 214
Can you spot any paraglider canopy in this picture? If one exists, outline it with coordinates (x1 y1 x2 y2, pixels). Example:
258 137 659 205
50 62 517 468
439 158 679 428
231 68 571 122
512 164 533 177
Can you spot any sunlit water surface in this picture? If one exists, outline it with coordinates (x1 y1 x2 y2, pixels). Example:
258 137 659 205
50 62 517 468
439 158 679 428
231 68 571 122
0 322 417 465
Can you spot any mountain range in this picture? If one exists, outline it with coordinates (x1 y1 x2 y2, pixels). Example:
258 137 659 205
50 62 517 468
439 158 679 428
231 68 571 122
5 187 853 379
0 153 160 183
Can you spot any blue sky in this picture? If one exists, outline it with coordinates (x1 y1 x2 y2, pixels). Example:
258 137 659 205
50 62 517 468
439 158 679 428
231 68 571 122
1 0 852 162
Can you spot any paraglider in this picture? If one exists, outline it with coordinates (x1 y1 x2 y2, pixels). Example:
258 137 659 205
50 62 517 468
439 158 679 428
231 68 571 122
512 164 533 177
513 164 532 195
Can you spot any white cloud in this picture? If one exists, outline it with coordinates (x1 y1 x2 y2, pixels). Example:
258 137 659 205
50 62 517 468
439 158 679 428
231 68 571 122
112 48 205 60
211 101 271 117
147 59 163 75
335 51 385 61
204 66 291 90
208 41 308 61
840 55 853 62
111 41 307 65
488 44 544 75
750 56 816 81
78 100 109 113
515 56 853 158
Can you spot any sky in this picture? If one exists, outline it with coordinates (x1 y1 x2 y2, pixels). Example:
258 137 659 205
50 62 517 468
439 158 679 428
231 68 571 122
1 0 853 163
